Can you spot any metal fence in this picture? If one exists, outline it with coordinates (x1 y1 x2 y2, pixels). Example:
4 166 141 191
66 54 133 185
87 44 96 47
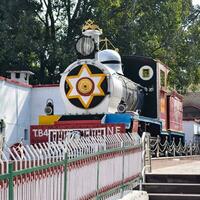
0 133 142 200
141 132 151 183
150 136 200 158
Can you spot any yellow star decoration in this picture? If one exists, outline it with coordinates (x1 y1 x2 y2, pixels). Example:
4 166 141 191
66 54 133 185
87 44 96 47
66 64 106 109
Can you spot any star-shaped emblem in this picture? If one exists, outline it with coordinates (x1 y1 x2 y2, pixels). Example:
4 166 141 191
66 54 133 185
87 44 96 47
66 64 106 108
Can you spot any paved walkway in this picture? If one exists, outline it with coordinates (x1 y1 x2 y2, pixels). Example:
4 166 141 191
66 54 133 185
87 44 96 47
151 156 200 174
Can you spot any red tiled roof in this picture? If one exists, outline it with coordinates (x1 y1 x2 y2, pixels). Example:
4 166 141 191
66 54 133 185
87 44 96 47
0 76 59 88
0 76 32 88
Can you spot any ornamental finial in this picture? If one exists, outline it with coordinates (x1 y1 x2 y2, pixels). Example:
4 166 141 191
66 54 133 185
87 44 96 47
82 19 102 33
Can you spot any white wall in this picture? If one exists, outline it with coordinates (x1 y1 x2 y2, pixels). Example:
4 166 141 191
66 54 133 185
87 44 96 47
30 86 66 125
183 120 200 143
0 79 31 146
0 79 67 146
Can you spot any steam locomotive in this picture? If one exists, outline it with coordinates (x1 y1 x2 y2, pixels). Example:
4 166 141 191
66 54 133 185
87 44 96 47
31 20 184 144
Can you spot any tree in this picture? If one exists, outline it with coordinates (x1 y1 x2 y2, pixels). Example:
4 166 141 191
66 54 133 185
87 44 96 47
0 0 41 77
94 0 200 93
31 0 97 83
0 0 199 91
0 0 96 83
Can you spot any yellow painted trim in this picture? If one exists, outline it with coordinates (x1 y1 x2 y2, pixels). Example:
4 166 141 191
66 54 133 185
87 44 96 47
39 115 61 125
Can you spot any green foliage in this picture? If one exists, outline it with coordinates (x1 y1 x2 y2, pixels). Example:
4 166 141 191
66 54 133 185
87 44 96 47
94 0 199 93
0 0 199 91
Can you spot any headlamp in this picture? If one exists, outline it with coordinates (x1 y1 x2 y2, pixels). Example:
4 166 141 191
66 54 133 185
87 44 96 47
75 36 96 57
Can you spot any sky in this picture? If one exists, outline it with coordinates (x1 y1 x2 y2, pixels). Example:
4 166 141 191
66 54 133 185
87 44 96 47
193 0 200 5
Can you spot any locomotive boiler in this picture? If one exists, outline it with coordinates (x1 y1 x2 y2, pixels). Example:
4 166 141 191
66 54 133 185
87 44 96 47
60 50 144 115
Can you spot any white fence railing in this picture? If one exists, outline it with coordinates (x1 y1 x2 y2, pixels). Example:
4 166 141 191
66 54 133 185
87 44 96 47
141 132 151 183
0 133 142 200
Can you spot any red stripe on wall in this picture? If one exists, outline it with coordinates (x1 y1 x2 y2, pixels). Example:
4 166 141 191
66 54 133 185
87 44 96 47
33 84 59 88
